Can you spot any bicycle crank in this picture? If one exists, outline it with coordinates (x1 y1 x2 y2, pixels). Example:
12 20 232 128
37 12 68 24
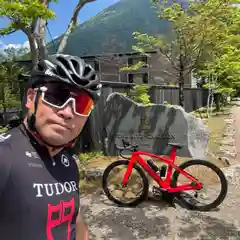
152 186 177 207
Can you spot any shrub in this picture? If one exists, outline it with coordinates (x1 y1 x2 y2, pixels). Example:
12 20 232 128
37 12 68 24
127 84 152 106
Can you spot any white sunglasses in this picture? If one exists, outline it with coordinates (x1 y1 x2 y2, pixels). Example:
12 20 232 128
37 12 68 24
34 86 94 117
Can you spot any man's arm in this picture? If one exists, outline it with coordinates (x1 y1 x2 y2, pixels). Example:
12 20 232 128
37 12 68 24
75 212 89 240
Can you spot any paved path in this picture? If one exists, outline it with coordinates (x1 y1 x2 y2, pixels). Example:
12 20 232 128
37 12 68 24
232 103 240 163
80 103 240 240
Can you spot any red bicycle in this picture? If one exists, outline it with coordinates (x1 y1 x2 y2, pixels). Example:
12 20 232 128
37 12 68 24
102 140 228 211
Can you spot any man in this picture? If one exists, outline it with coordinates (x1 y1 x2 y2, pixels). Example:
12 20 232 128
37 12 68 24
0 54 102 240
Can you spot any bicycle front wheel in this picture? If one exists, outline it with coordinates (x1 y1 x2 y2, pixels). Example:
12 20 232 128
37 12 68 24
171 159 228 211
102 160 149 207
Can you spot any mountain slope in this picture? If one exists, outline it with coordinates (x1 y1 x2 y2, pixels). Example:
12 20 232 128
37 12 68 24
47 0 171 56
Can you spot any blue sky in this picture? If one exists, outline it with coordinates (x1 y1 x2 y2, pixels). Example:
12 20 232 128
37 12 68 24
0 0 119 49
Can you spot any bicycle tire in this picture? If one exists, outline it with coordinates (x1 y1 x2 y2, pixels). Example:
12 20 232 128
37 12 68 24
171 159 228 211
102 160 149 207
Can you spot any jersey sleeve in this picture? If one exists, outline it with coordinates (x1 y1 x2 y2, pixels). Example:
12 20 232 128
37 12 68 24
0 144 12 197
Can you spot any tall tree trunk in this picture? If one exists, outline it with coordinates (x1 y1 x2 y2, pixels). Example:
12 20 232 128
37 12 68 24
214 93 221 112
1 84 7 125
178 54 185 107
36 0 49 59
57 0 96 54
179 71 184 107
21 30 38 117
19 0 49 119
27 33 39 68
35 18 48 59
57 21 74 54
29 0 49 64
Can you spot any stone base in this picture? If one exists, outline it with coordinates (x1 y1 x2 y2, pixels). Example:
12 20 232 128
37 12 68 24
103 93 210 159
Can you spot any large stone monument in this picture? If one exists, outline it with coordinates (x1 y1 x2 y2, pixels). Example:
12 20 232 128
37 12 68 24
102 92 210 159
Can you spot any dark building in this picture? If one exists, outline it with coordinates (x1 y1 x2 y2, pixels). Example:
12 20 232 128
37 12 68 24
81 51 193 87
15 50 195 88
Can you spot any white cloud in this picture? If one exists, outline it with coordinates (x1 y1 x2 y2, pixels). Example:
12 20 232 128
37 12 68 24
22 40 30 49
0 40 30 50
5 43 22 49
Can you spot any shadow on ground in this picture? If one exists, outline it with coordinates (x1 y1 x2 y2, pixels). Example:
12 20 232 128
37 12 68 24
80 192 240 240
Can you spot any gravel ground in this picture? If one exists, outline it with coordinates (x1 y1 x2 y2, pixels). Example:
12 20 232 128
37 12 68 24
80 183 240 240
80 103 240 240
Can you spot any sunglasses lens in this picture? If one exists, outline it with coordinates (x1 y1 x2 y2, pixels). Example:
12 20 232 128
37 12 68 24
75 91 94 116
44 91 70 107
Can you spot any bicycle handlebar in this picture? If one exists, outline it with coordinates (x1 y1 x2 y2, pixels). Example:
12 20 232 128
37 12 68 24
115 139 138 159
115 139 138 151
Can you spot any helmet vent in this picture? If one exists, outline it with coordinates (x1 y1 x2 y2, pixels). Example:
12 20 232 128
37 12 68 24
56 65 68 78
71 59 79 69
57 56 71 70
83 65 91 76
91 74 96 80
72 74 88 86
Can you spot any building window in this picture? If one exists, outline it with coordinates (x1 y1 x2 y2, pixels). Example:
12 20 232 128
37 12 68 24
127 55 148 67
128 74 133 83
141 56 148 67
128 73 149 83
143 73 148 83
132 74 142 84
128 58 133 66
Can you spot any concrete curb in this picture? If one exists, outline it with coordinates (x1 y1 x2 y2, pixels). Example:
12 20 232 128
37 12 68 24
221 164 240 185
218 109 237 165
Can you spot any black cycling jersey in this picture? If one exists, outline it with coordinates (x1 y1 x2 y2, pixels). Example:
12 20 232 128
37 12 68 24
0 124 80 240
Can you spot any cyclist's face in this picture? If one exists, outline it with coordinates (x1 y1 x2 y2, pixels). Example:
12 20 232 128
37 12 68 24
26 83 92 146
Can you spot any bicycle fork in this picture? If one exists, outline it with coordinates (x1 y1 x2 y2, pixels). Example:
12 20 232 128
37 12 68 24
122 161 134 187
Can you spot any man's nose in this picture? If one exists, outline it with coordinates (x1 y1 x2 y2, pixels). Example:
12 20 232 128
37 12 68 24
58 103 75 120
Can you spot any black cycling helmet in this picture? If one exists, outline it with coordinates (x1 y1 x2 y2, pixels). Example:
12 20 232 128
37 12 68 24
30 54 102 102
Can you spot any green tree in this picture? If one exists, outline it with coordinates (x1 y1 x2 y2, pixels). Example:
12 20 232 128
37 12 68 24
123 0 240 108
0 48 27 123
0 0 56 66
124 0 207 107
198 45 240 111
192 1 240 110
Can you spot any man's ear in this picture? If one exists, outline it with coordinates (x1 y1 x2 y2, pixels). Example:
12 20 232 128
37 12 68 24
25 88 35 109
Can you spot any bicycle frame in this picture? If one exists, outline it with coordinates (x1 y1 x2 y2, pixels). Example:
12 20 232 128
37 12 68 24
122 147 203 193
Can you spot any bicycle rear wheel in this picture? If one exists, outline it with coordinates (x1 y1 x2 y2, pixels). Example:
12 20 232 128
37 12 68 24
171 159 228 211
102 160 149 207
